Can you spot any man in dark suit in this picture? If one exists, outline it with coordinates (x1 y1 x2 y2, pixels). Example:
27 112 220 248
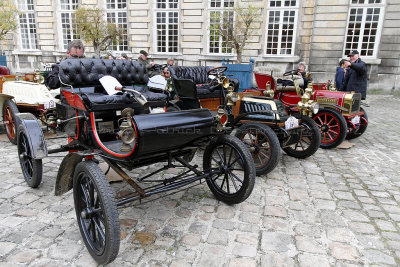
342 50 367 99
46 39 85 89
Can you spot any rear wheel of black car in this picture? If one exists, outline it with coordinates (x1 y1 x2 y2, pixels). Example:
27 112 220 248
3 99 20 145
73 160 120 265
203 135 256 204
282 116 321 158
313 108 347 149
346 107 368 140
234 123 280 175
17 124 42 188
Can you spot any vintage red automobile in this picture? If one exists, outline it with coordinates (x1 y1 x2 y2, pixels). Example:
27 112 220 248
253 70 368 149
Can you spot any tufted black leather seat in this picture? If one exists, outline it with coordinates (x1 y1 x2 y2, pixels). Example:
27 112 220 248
58 59 167 111
168 66 239 99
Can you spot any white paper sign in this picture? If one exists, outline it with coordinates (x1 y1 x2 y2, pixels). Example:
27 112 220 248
99 76 122 95
285 116 299 130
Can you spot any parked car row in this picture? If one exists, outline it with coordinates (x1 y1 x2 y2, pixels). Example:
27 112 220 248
0 59 368 264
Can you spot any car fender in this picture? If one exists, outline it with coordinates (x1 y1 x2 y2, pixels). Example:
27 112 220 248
16 112 47 159
55 153 87 196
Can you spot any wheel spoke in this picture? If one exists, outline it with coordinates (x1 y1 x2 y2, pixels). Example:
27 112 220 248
223 145 227 165
328 129 339 135
228 156 240 168
316 116 323 126
227 146 234 165
326 132 334 141
228 172 239 192
259 150 270 160
224 173 230 194
211 156 221 167
93 217 106 246
326 116 335 126
80 183 90 206
229 171 244 184
215 148 225 165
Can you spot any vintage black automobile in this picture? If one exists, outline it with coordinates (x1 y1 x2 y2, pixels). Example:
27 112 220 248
168 65 321 176
16 59 256 264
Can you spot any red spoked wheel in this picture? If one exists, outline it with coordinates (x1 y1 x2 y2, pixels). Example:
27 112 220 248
2 99 21 145
313 108 347 149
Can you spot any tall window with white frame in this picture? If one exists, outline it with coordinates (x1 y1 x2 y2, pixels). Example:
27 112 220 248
265 0 298 56
106 0 128 52
17 0 37 50
59 0 80 50
208 0 234 54
344 0 384 57
155 0 179 53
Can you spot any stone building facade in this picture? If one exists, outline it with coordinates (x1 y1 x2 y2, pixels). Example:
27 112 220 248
2 0 400 92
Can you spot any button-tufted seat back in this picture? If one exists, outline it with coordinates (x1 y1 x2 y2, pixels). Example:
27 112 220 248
59 59 148 87
169 66 212 85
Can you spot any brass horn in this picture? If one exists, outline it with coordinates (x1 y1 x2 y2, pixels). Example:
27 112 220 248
220 77 230 89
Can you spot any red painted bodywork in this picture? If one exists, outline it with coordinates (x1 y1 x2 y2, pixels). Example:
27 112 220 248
62 91 87 111
253 72 347 109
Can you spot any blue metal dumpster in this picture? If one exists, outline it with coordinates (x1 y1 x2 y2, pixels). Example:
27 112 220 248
222 58 254 92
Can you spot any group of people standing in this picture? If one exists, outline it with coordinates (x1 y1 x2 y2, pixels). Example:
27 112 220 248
335 50 368 100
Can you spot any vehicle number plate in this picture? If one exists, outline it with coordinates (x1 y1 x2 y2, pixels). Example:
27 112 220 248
150 107 165 114
44 100 56 110
351 115 360 125
285 116 299 130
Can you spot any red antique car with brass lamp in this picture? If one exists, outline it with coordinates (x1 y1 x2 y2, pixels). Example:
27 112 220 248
253 70 368 149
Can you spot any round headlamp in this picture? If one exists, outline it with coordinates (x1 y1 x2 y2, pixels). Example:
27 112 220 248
311 102 320 114
121 128 136 144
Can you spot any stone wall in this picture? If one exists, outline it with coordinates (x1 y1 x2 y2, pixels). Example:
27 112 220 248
2 0 399 92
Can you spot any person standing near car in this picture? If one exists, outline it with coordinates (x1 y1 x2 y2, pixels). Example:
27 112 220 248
137 50 156 77
46 39 85 89
335 59 348 91
342 50 367 99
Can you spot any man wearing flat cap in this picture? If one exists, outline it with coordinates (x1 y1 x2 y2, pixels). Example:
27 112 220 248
138 50 156 77
342 50 368 99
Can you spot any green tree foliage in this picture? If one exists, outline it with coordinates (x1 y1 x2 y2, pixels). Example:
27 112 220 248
73 6 125 56
217 5 259 63
0 0 19 42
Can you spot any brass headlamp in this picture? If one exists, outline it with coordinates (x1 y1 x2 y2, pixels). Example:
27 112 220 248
226 86 239 106
119 108 136 152
297 82 319 117
262 82 274 97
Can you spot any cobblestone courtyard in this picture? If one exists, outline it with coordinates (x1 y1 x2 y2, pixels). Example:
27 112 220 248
0 95 399 266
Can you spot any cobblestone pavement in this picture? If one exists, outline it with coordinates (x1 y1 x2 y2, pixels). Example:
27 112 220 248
0 95 399 266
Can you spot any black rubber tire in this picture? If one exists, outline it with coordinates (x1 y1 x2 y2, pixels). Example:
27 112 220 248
313 108 348 149
3 99 20 145
203 135 256 204
346 107 368 140
282 116 321 158
73 161 120 265
234 123 280 176
17 124 43 188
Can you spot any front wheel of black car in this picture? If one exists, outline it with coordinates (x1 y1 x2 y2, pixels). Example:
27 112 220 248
313 108 347 149
283 116 321 158
73 160 120 265
234 123 280 176
203 135 256 204
346 107 368 140
17 124 43 188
